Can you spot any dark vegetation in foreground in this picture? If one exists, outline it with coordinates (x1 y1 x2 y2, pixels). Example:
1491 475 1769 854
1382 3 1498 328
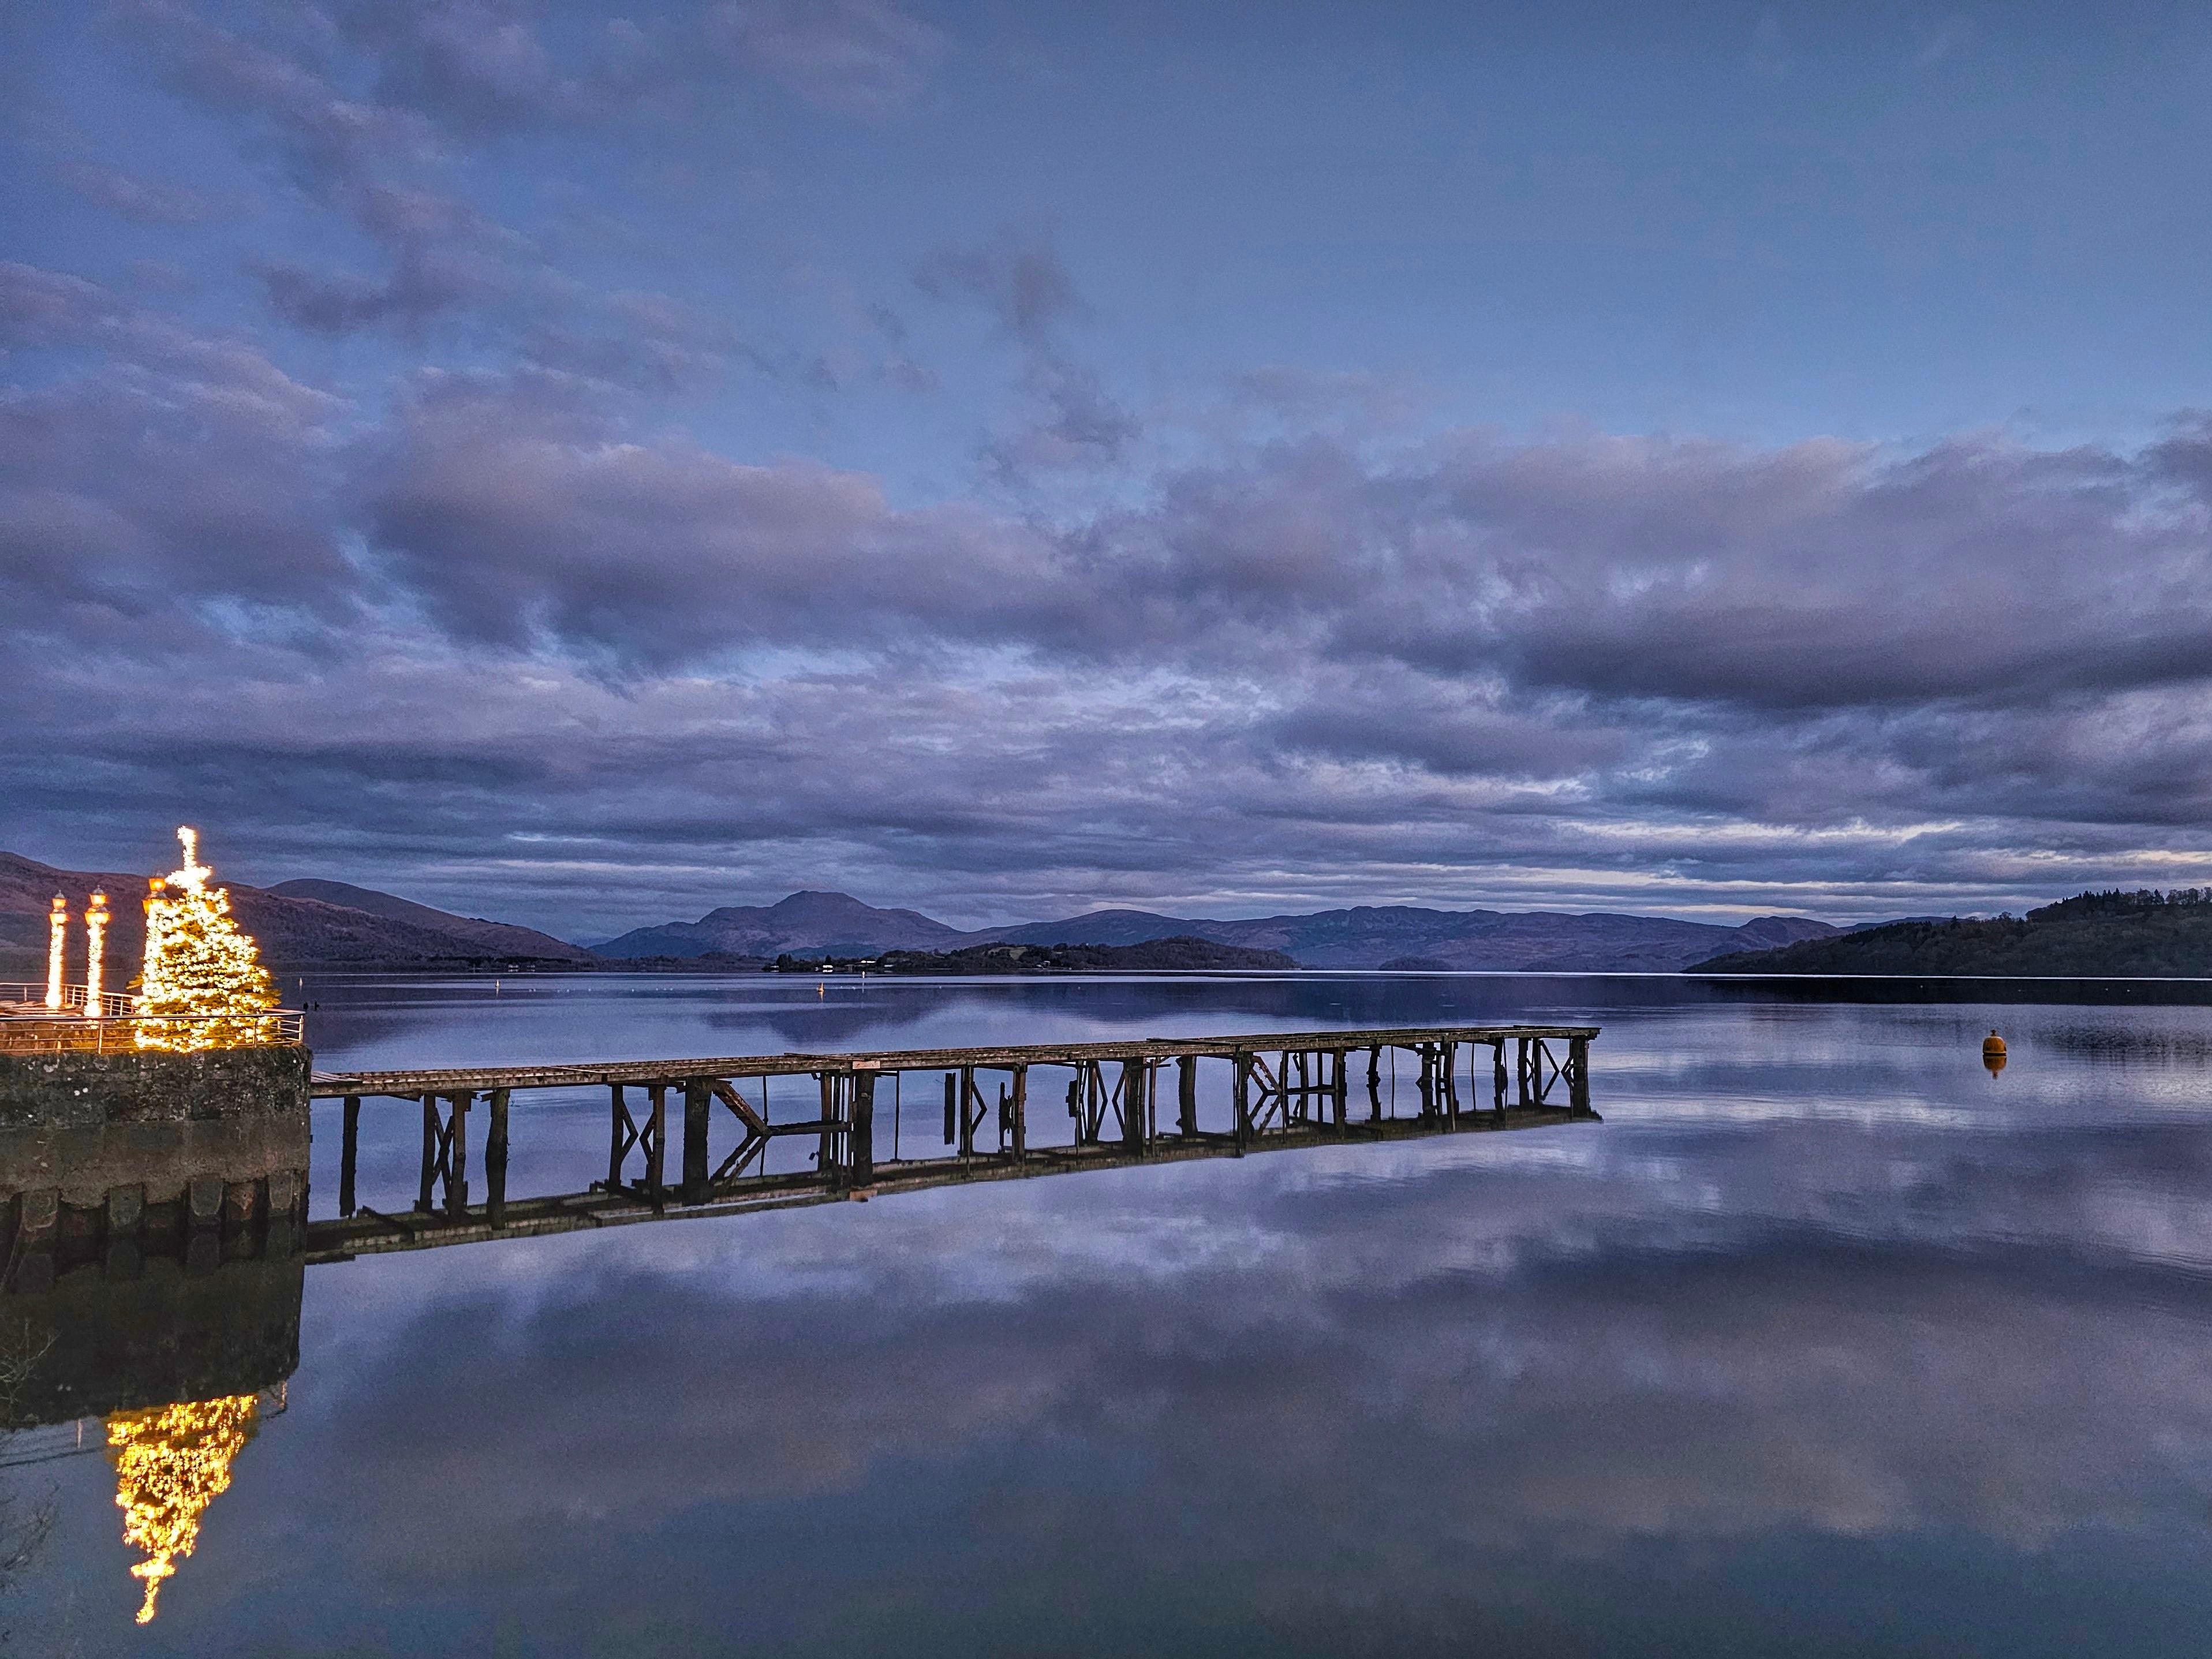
771 937 1299 974
1695 890 2212 977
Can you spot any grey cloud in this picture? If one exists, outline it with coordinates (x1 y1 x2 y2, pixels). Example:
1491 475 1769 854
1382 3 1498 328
915 227 1086 343
255 183 524 335
0 267 355 686
54 159 221 224
354 372 1073 659
126 0 442 199
707 0 948 118
984 355 1141 480
918 227 1139 479
1269 669 1627 780
333 0 570 134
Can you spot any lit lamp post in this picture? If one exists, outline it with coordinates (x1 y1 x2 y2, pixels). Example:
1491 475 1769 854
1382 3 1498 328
85 890 110 1014
46 894 68 1010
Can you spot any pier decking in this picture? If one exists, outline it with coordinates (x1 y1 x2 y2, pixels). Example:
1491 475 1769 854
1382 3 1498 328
307 1023 1600 1259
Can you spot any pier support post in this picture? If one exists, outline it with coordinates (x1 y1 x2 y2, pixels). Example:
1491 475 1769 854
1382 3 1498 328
445 1092 469 1219
944 1073 958 1146
849 1071 875 1186
646 1084 668 1205
1416 1046 1436 1119
1009 1066 1027 1160
682 1078 711 1204
339 1094 360 1217
1234 1054 1253 1153
1120 1059 1148 1155
1568 1037 1589 1112
1493 1041 1509 1110
1332 1050 1349 1129
1515 1038 1531 1107
416 1093 438 1212
486 1088 510 1228
819 1074 840 1182
1178 1056 1198 1136
1443 1042 1460 1121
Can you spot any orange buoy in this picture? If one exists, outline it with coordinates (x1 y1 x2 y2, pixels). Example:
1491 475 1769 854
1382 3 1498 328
1982 1029 2007 1077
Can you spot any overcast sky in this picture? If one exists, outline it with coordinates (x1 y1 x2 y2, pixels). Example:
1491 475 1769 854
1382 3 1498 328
6 1 2212 939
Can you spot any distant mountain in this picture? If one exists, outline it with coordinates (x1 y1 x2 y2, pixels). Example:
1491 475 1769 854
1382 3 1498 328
0 851 591 975
1693 890 2212 977
592 890 970 959
265 879 595 963
599 890 1841 971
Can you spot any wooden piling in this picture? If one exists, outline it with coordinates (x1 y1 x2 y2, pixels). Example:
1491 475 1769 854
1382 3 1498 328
339 1094 360 1217
849 1070 875 1186
817 1073 840 1178
682 1077 711 1204
416 1094 438 1212
1120 1058 1148 1154
446 1092 470 1219
486 1087 510 1228
1234 1053 1253 1152
646 1083 667 1204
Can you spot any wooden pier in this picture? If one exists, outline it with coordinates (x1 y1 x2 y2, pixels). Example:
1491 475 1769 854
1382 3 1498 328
306 1023 1600 1260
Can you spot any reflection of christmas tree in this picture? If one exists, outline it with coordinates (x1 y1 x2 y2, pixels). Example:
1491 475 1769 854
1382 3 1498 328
106 1393 260 1624
133 826 278 1051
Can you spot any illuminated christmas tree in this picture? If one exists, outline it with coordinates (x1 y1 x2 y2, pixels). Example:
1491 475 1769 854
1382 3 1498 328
133 826 279 1051
105 1393 261 1623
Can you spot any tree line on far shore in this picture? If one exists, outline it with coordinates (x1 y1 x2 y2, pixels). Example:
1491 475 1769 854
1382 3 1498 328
1695 888 2212 977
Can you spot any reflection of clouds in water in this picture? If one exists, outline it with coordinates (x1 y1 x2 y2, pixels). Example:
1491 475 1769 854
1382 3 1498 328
267 1119 2212 1611
155 988 2212 1650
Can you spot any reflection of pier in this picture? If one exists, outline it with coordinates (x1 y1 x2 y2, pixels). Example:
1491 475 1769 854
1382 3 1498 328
309 1025 1599 1259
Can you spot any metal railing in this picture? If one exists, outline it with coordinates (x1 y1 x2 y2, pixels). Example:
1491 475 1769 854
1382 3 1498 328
0 983 133 1017
0 993 304 1055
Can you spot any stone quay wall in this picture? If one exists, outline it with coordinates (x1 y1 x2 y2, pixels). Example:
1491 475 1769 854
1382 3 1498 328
0 1043 310 1130
1 1045 312 1294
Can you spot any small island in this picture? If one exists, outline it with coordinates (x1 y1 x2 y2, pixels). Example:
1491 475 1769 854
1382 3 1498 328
769 937 1299 975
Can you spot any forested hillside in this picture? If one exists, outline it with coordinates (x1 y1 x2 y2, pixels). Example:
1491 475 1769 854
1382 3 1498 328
1694 890 2212 977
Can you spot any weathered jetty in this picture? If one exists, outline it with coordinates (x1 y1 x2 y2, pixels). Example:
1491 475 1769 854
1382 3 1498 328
1 1019 1601 1452
307 1023 1599 1259
3 1013 1600 1286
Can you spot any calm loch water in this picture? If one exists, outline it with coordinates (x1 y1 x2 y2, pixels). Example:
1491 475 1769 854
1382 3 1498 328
10 973 2212 1656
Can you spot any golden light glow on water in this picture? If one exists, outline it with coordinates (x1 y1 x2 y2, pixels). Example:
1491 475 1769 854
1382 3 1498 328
133 825 279 1051
44 894 66 1010
105 1393 260 1624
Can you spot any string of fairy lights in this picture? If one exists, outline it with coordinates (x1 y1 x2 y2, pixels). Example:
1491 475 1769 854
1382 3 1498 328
43 825 280 1049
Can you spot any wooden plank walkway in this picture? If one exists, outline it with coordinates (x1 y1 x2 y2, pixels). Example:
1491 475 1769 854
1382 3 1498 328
310 1024 1601 1096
